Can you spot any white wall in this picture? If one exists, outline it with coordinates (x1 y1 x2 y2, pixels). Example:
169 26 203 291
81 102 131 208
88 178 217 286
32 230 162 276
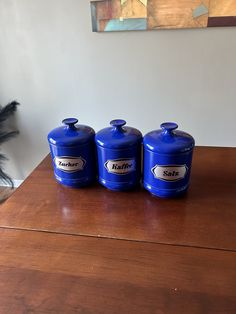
0 0 235 181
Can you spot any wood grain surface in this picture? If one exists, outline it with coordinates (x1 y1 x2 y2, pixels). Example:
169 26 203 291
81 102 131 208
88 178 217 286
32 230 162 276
209 0 236 17
0 228 235 314
0 147 235 250
0 146 236 313
147 0 209 29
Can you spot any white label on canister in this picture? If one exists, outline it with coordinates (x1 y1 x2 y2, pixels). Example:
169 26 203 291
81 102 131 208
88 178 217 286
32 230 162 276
105 158 136 175
151 164 188 181
54 156 86 172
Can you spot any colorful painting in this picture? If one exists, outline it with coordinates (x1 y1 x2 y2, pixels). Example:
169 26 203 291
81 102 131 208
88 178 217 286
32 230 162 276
90 0 236 32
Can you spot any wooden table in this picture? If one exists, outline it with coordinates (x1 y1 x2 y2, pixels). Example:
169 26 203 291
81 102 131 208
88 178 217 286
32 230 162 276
0 147 235 314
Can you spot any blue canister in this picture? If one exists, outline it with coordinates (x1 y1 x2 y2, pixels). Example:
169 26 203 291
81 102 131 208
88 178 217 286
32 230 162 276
143 122 195 198
48 118 96 187
95 119 142 191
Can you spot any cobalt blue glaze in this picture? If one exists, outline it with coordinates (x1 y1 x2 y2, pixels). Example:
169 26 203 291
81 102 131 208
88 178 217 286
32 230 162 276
95 119 142 191
143 122 195 198
48 118 96 188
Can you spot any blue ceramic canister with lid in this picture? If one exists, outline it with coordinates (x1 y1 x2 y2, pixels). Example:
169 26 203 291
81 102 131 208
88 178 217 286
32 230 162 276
48 118 96 188
95 119 142 191
143 122 195 198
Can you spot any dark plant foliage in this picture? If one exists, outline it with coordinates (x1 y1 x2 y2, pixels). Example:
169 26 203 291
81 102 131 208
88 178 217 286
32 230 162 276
0 101 19 188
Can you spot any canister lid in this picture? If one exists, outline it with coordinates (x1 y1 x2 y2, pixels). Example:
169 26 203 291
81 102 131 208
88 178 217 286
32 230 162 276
143 122 195 154
48 118 95 147
95 119 142 149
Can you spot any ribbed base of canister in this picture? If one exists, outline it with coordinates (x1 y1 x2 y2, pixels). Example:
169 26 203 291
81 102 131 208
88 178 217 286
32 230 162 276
55 174 95 188
143 181 189 198
99 177 139 191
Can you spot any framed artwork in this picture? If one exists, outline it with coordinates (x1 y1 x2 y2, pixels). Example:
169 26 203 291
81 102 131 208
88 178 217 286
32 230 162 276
90 0 236 32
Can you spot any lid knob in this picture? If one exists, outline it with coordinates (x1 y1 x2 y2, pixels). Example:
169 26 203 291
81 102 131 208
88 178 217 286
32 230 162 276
161 122 178 135
62 118 78 130
110 119 126 132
